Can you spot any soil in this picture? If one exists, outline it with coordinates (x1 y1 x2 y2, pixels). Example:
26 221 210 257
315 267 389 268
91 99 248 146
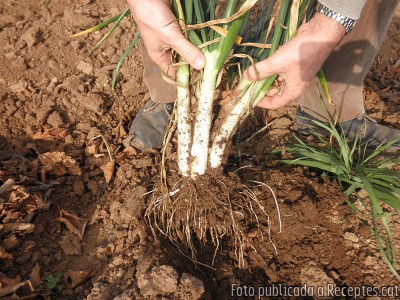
0 0 399 299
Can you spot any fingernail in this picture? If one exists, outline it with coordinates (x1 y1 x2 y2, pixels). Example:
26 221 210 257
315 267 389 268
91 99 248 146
194 56 205 69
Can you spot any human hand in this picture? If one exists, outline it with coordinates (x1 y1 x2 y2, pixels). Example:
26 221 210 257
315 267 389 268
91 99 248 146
244 13 346 109
127 0 205 77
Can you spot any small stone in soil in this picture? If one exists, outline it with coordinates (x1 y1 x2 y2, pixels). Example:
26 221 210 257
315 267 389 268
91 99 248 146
21 26 43 48
77 61 93 75
137 265 179 297
47 111 64 128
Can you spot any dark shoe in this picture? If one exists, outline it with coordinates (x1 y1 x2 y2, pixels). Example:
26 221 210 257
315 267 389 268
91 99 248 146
294 107 400 152
122 100 174 151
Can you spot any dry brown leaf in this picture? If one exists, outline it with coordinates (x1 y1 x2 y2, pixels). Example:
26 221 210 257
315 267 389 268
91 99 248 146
57 217 83 239
29 264 42 287
0 280 35 298
113 122 128 143
32 128 69 141
220 90 241 105
2 185 47 223
114 146 137 165
65 270 90 288
57 209 87 240
0 245 13 260
2 210 22 223
0 274 21 288
8 186 30 204
31 193 50 210
38 152 82 179
100 160 115 183
0 223 35 235
22 195 42 214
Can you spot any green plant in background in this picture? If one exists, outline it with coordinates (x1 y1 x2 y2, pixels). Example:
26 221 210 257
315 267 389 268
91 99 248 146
70 8 134 90
280 116 400 280
44 272 63 293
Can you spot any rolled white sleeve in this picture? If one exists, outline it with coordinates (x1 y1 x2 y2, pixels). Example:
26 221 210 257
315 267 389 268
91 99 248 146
318 0 368 20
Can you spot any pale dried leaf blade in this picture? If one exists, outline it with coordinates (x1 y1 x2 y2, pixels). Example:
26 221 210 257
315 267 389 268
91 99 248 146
100 160 115 183
39 152 82 176
187 0 258 30
238 42 271 48
210 25 242 44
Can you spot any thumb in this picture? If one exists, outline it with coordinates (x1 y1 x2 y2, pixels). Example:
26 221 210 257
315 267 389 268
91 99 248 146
244 56 279 81
257 87 295 109
172 35 205 70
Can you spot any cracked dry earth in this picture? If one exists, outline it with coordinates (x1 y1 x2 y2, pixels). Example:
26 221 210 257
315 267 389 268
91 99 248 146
0 0 399 299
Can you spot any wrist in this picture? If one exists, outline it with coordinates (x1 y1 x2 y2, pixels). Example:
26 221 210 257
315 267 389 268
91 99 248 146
300 13 346 46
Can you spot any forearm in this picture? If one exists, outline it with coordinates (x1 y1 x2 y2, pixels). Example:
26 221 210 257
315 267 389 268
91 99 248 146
298 12 346 55
127 0 173 24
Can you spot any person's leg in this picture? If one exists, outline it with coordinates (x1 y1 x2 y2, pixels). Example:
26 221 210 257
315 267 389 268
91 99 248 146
123 40 177 150
139 39 176 104
297 0 400 151
300 0 399 121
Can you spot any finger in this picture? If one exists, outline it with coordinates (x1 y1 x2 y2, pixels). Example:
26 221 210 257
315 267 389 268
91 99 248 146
171 34 205 70
256 88 295 110
150 49 177 77
244 55 280 81
277 75 285 82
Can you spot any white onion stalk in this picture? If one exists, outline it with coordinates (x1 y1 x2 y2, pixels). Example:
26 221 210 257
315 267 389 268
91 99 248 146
210 87 251 168
173 0 292 176
209 74 277 168
209 0 293 169
190 50 220 178
210 78 262 168
176 63 191 176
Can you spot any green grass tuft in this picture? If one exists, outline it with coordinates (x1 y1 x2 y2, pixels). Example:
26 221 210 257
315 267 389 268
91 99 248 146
280 117 400 280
